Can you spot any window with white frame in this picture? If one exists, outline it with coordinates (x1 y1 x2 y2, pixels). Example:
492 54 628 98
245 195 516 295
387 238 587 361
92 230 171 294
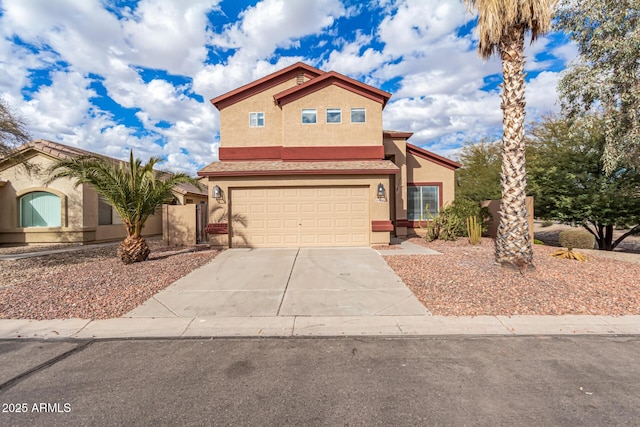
301 109 317 124
19 191 61 227
407 185 439 221
326 108 341 124
249 112 264 127
351 108 366 123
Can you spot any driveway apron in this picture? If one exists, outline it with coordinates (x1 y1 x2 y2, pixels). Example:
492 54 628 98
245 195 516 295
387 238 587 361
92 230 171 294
125 247 429 318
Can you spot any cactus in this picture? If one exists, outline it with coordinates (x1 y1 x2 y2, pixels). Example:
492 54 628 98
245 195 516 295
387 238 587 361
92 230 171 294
466 216 482 245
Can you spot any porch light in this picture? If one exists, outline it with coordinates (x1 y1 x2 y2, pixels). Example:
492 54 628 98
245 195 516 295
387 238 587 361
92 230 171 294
212 185 222 200
377 183 386 201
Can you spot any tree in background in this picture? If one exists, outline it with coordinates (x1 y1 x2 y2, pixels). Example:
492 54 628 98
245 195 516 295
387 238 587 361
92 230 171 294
527 115 640 250
0 98 30 159
555 0 640 174
48 150 202 264
455 139 502 201
463 0 557 271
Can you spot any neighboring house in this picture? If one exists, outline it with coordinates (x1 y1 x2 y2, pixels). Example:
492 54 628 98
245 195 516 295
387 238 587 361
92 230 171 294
0 140 205 245
172 181 209 205
199 62 460 248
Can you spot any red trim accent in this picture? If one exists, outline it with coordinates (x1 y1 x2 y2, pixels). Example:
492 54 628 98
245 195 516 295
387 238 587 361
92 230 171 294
274 71 391 108
219 146 282 161
400 220 436 228
218 146 384 161
383 131 413 139
371 220 394 232
406 143 461 170
199 168 400 177
409 182 444 209
211 62 324 110
395 219 411 228
205 223 228 235
282 146 384 161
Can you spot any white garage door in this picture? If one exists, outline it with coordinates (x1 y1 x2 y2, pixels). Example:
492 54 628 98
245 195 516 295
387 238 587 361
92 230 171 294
231 186 369 247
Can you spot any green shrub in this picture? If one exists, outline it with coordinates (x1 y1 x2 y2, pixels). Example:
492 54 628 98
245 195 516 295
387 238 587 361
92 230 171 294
442 199 492 237
558 229 595 249
420 199 491 242
533 239 544 245
540 220 554 227
419 209 459 242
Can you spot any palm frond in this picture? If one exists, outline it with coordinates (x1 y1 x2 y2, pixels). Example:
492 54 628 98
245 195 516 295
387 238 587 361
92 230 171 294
47 149 202 237
464 0 558 58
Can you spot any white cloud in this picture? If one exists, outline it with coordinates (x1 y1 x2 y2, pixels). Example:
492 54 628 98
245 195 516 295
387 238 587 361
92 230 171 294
377 0 470 57
211 0 345 61
0 0 574 172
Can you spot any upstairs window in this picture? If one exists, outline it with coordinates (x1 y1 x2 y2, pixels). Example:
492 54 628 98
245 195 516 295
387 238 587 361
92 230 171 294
249 112 264 127
301 109 317 124
351 108 366 123
326 108 341 124
19 192 61 227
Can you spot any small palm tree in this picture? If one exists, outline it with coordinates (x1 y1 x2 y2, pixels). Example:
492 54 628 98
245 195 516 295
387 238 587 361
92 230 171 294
463 0 557 270
47 150 202 264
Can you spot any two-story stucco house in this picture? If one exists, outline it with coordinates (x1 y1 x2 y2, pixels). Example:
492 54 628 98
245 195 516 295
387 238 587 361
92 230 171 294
199 62 460 248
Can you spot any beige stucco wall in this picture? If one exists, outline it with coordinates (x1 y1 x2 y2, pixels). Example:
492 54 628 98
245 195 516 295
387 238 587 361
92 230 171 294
162 204 197 246
0 154 86 244
281 85 382 147
173 192 208 205
205 174 392 247
406 152 456 208
383 136 408 221
219 79 298 147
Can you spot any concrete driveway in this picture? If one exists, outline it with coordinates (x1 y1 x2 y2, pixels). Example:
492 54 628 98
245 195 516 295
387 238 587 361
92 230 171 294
126 247 429 318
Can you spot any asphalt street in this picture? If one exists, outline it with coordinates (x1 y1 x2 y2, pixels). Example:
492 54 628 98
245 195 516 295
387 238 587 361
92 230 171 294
0 336 639 426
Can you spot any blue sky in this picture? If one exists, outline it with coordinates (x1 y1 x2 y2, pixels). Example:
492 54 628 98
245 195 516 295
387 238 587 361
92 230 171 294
0 0 576 174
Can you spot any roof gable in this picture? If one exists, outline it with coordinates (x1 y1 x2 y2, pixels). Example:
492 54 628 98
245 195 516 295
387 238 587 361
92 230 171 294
0 139 102 172
406 143 461 170
210 62 324 111
273 71 391 108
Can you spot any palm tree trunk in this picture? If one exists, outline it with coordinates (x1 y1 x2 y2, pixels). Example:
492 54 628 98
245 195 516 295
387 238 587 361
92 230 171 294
495 23 534 271
117 235 150 264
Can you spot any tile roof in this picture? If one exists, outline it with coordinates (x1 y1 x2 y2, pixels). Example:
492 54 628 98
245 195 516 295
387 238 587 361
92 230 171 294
0 139 104 163
198 160 399 177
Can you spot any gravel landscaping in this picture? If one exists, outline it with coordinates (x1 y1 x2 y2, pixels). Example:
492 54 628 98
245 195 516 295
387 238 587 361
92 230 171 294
1 227 639 320
385 237 640 316
0 239 221 320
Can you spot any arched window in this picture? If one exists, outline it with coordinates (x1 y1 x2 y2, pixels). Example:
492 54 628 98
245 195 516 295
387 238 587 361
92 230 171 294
19 192 61 227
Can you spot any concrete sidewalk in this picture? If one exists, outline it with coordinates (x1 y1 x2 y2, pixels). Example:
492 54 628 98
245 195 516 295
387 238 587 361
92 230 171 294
0 315 639 339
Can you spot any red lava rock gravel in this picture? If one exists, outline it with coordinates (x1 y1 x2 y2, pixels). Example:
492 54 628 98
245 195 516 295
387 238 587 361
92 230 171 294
0 239 221 320
384 237 640 316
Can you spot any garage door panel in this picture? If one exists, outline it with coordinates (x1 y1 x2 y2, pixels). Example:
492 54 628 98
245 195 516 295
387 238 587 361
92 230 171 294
317 218 332 228
317 203 333 213
231 186 370 248
352 218 367 227
335 218 349 229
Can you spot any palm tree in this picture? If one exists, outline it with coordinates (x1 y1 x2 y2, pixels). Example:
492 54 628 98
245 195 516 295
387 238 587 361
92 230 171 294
463 0 557 271
47 150 202 264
